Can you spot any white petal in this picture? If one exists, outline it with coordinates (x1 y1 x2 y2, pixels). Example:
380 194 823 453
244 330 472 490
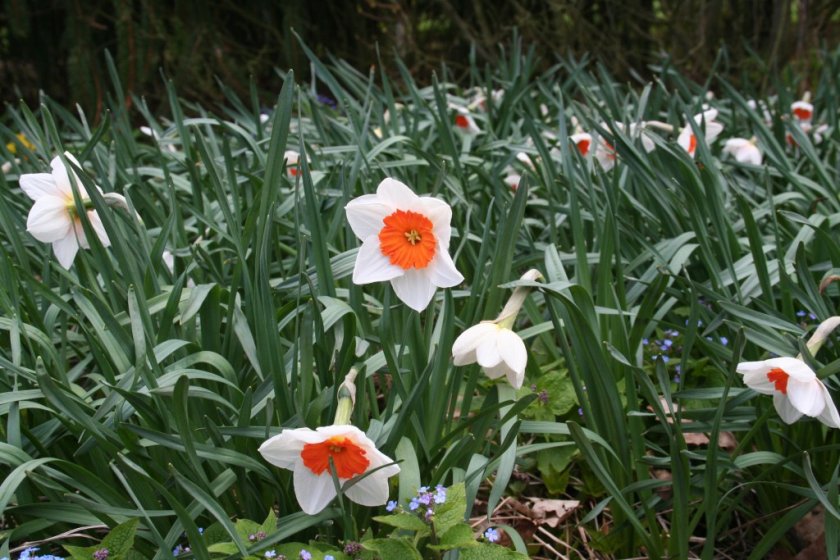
476 336 503 369
345 195 391 239
376 178 419 209
483 361 512 380
19 173 58 201
49 156 75 197
787 379 825 417
452 323 498 365
497 329 527 381
417 197 453 249
258 429 311 470
428 247 463 288
817 383 840 428
352 237 404 285
742 369 777 395
677 127 694 154
52 235 80 269
87 211 111 247
773 393 804 424
704 121 724 143
293 461 337 514
27 197 73 242
390 270 436 312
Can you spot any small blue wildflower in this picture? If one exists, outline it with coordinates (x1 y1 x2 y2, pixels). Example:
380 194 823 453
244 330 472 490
418 493 432 505
198 527 204 535
386 500 398 512
809 313 817 320
673 374 681 384
19 549 39 560
484 527 500 543
93 549 110 560
316 94 337 108
409 498 420 511
265 552 277 560
418 486 429 494
642 338 649 345
324 556 335 560
662 339 673 348
577 407 584 416
662 355 670 363
434 486 447 504
720 336 728 346
425 508 435 520
299 550 312 560
668 329 680 337
796 310 807 317
675 364 682 374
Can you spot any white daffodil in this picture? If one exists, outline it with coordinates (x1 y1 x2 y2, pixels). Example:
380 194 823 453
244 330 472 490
20 153 110 269
452 269 541 389
722 137 762 165
593 136 618 171
453 108 481 135
452 322 528 389
737 356 840 428
345 178 463 312
259 424 400 515
791 100 813 123
677 109 724 158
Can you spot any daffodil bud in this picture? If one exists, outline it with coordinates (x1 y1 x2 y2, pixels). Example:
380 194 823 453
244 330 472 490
804 316 840 359
333 369 358 425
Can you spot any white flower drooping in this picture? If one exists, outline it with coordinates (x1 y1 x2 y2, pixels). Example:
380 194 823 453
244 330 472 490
677 109 724 158
452 269 542 389
722 137 762 165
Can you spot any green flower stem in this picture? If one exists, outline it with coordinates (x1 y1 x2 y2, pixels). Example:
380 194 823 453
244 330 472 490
495 268 542 329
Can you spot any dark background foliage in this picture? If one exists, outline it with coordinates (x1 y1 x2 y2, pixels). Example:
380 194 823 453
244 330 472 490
1 0 839 116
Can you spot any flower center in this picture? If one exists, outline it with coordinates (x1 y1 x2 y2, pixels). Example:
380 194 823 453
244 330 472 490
455 115 469 129
576 139 590 156
688 134 697 155
300 436 370 478
793 107 812 121
378 209 437 270
766 368 789 394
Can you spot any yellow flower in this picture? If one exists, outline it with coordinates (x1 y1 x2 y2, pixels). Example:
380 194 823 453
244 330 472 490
6 133 34 155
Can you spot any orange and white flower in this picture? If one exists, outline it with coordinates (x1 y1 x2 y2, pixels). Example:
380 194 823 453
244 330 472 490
452 322 528 389
284 150 307 178
345 178 463 311
571 132 593 157
20 153 110 269
259 424 400 514
503 170 521 191
454 108 481 135
677 109 724 158
791 100 814 123
722 137 762 165
737 357 840 427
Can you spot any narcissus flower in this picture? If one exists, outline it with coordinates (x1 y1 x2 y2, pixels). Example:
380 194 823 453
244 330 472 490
284 150 305 178
259 424 400 514
452 322 528 389
677 109 723 158
571 132 592 156
20 153 110 269
453 108 481 135
737 357 840 427
791 100 814 123
345 178 463 311
722 137 762 165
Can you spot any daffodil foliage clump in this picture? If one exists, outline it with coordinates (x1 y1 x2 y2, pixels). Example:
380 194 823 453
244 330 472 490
2 43 840 559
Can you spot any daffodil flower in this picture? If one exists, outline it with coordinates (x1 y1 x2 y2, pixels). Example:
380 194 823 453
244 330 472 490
20 153 110 269
737 357 840 427
453 322 528 389
722 137 762 165
259 424 400 514
284 150 306 178
452 269 541 389
453 108 481 135
345 178 463 312
791 100 813 123
677 109 723 158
